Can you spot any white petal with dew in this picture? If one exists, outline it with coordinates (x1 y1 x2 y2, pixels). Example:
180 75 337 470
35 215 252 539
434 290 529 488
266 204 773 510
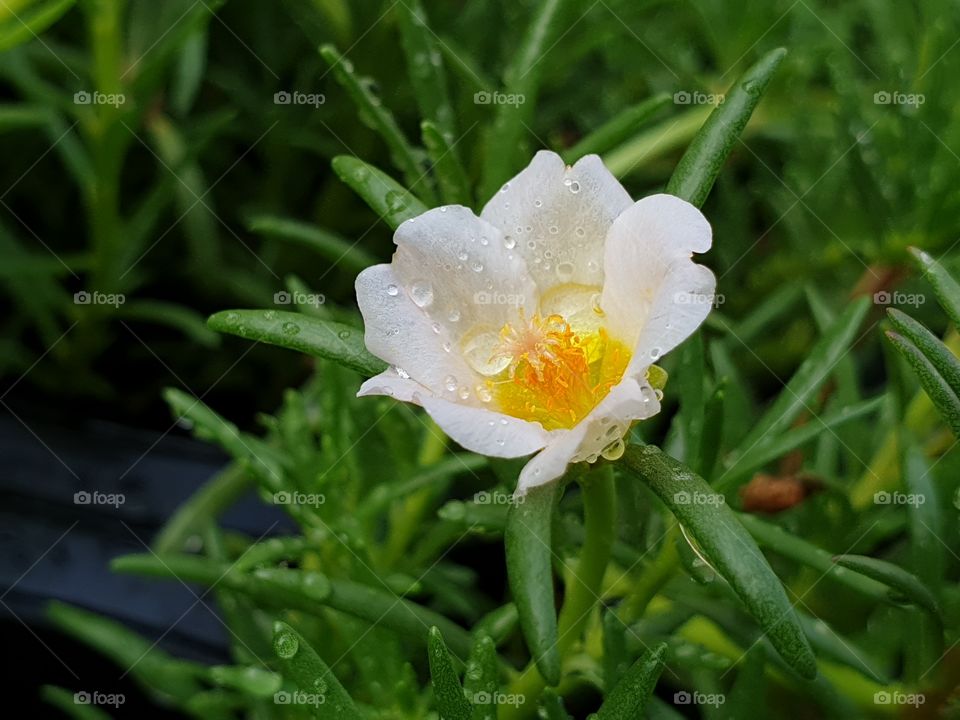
419 394 552 458
356 264 478 400
599 193 715 371
480 151 631 293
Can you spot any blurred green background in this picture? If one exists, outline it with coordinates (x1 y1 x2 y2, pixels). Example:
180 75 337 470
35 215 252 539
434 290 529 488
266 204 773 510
2 0 957 426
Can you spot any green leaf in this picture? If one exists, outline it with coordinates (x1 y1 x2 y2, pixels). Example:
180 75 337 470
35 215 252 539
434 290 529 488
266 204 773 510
887 308 960 393
422 120 472 206
719 396 884 484
273 621 363 719
428 627 473 720
885 330 960 436
562 94 671 162
909 246 960 328
832 555 942 624
207 665 282 698
724 648 766 718
246 214 376 273
0 0 75 51
465 633 497 720
736 513 889 602
41 686 112 720
207 309 385 376
595 642 667 719
46 602 205 701
505 482 561 686
332 155 430 230
479 0 568 199
320 44 427 194
112 554 474 660
723 297 870 489
696 381 725 479
398 0 456 139
622 445 818 679
666 47 787 208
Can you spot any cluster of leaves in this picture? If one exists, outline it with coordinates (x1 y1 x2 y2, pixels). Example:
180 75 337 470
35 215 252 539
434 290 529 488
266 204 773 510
34 2 960 718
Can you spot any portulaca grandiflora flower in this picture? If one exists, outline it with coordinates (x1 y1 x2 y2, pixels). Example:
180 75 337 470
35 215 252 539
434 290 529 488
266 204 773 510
356 151 715 494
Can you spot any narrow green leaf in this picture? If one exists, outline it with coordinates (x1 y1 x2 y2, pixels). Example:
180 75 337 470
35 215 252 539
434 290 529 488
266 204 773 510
562 94 671 162
595 642 667 719
736 513 889 602
332 155 430 230
41 686 112 720
696 381 725 479
422 120 472 206
666 48 786 207
676 332 705 467
909 246 960 328
902 440 945 588
273 621 363 720
887 308 960 396
602 609 630 690
798 615 887 684
398 0 456 138
207 308 385 376
886 330 960 436
719 396 884 484
724 648 766 718
428 627 473 720
479 0 568 199
832 555 943 624
112 554 474 660
465 633 497 720
207 665 282 698
320 45 427 194
725 297 870 486
505 482 560 686
622 445 818 679
247 214 375 273
0 0 75 51
46 602 204 700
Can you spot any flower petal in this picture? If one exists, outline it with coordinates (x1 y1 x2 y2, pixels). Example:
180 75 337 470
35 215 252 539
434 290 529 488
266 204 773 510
480 151 632 293
357 370 428 403
419 394 552 458
356 263 477 398
599 193 716 371
515 376 661 494
392 205 538 349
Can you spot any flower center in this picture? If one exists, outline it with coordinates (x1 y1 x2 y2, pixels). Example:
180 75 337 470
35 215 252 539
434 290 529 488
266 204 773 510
460 284 631 430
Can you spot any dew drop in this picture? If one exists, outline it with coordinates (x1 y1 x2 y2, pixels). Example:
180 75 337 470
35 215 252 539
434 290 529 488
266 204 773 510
458 386 471 400
556 262 574 280
386 284 399 296
223 311 240 325
281 322 300 336
274 632 299 659
448 308 461 322
650 347 662 360
461 327 511 376
504 236 517 249
431 322 441 334
569 180 581 194
410 281 434 308
338 329 351 340
444 375 458 392
471 261 484 272
263 309 277 320
476 385 493 403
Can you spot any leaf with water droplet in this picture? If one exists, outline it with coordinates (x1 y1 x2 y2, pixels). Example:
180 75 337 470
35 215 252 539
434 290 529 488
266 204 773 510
332 156 429 229
272 621 363 719
208 309 385 377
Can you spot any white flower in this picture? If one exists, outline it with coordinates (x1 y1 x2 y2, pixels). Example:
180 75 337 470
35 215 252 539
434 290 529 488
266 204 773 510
355 151 715 494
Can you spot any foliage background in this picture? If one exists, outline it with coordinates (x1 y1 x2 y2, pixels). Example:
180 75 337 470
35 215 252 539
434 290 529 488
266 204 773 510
2 0 960 718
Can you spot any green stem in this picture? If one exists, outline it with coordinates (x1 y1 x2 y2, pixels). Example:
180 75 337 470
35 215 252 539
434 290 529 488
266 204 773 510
618 525 680 623
502 467 616 720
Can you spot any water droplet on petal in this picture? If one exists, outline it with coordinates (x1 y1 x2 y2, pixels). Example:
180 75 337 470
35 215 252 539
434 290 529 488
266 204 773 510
410 281 434 307
444 375 458 392
386 284 399 296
